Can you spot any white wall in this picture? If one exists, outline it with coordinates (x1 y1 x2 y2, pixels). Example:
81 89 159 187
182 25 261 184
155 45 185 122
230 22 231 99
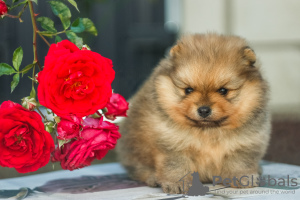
180 0 300 114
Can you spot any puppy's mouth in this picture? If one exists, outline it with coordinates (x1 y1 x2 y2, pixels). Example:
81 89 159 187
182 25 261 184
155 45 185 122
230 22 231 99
186 116 228 128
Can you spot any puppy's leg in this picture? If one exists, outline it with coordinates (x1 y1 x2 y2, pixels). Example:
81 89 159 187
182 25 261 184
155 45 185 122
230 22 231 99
124 162 159 187
155 154 193 194
220 149 261 188
117 124 160 187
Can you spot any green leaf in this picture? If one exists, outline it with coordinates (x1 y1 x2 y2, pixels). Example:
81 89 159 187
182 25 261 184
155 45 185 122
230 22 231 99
49 1 71 30
11 74 20 93
81 18 98 36
46 108 52 115
58 139 71 148
30 87 36 98
55 35 62 43
54 116 60 123
20 63 34 76
66 31 83 48
13 0 20 3
45 121 55 133
12 46 23 71
71 18 98 36
30 0 38 4
71 18 84 33
0 63 16 77
67 0 79 12
37 17 57 33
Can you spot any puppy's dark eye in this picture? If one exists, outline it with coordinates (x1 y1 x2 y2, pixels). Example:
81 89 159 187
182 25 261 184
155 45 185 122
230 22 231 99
185 87 194 95
218 88 228 95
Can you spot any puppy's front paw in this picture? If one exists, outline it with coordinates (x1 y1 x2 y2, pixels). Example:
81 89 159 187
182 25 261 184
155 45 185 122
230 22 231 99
161 182 186 194
145 175 159 187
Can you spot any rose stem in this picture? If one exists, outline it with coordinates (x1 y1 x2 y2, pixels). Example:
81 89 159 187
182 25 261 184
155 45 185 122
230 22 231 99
28 2 48 121
4 13 19 18
36 106 47 120
32 63 35 88
31 65 47 121
17 2 28 22
4 2 28 22
37 32 51 47
28 1 42 71
32 65 47 121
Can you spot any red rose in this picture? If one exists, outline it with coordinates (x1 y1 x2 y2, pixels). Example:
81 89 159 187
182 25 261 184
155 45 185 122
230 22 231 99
52 117 120 170
37 40 115 117
104 93 129 120
0 101 54 173
0 1 8 16
57 115 82 140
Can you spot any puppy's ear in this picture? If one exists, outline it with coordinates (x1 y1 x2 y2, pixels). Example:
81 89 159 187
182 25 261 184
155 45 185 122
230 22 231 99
170 44 181 57
243 47 256 67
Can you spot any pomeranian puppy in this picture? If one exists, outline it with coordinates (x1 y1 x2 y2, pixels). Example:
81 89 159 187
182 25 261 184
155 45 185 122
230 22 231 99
117 33 271 194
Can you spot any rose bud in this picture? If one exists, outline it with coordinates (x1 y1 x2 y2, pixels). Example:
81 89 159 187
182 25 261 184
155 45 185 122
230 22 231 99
81 45 91 50
104 93 129 120
44 121 55 134
21 96 37 111
0 1 8 17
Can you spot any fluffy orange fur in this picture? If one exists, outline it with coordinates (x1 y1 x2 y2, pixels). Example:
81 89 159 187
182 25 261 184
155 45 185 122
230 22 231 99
117 33 271 194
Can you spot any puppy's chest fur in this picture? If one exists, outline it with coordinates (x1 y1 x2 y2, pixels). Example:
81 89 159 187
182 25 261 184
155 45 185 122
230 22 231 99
152 117 242 179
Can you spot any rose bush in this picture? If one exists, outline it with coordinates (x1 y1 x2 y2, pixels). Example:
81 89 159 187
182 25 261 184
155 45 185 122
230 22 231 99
104 93 129 120
0 0 128 173
37 40 115 117
52 117 121 170
0 101 55 173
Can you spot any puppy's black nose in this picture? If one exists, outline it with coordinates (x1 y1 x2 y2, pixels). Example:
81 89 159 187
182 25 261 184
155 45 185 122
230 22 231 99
198 106 211 118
